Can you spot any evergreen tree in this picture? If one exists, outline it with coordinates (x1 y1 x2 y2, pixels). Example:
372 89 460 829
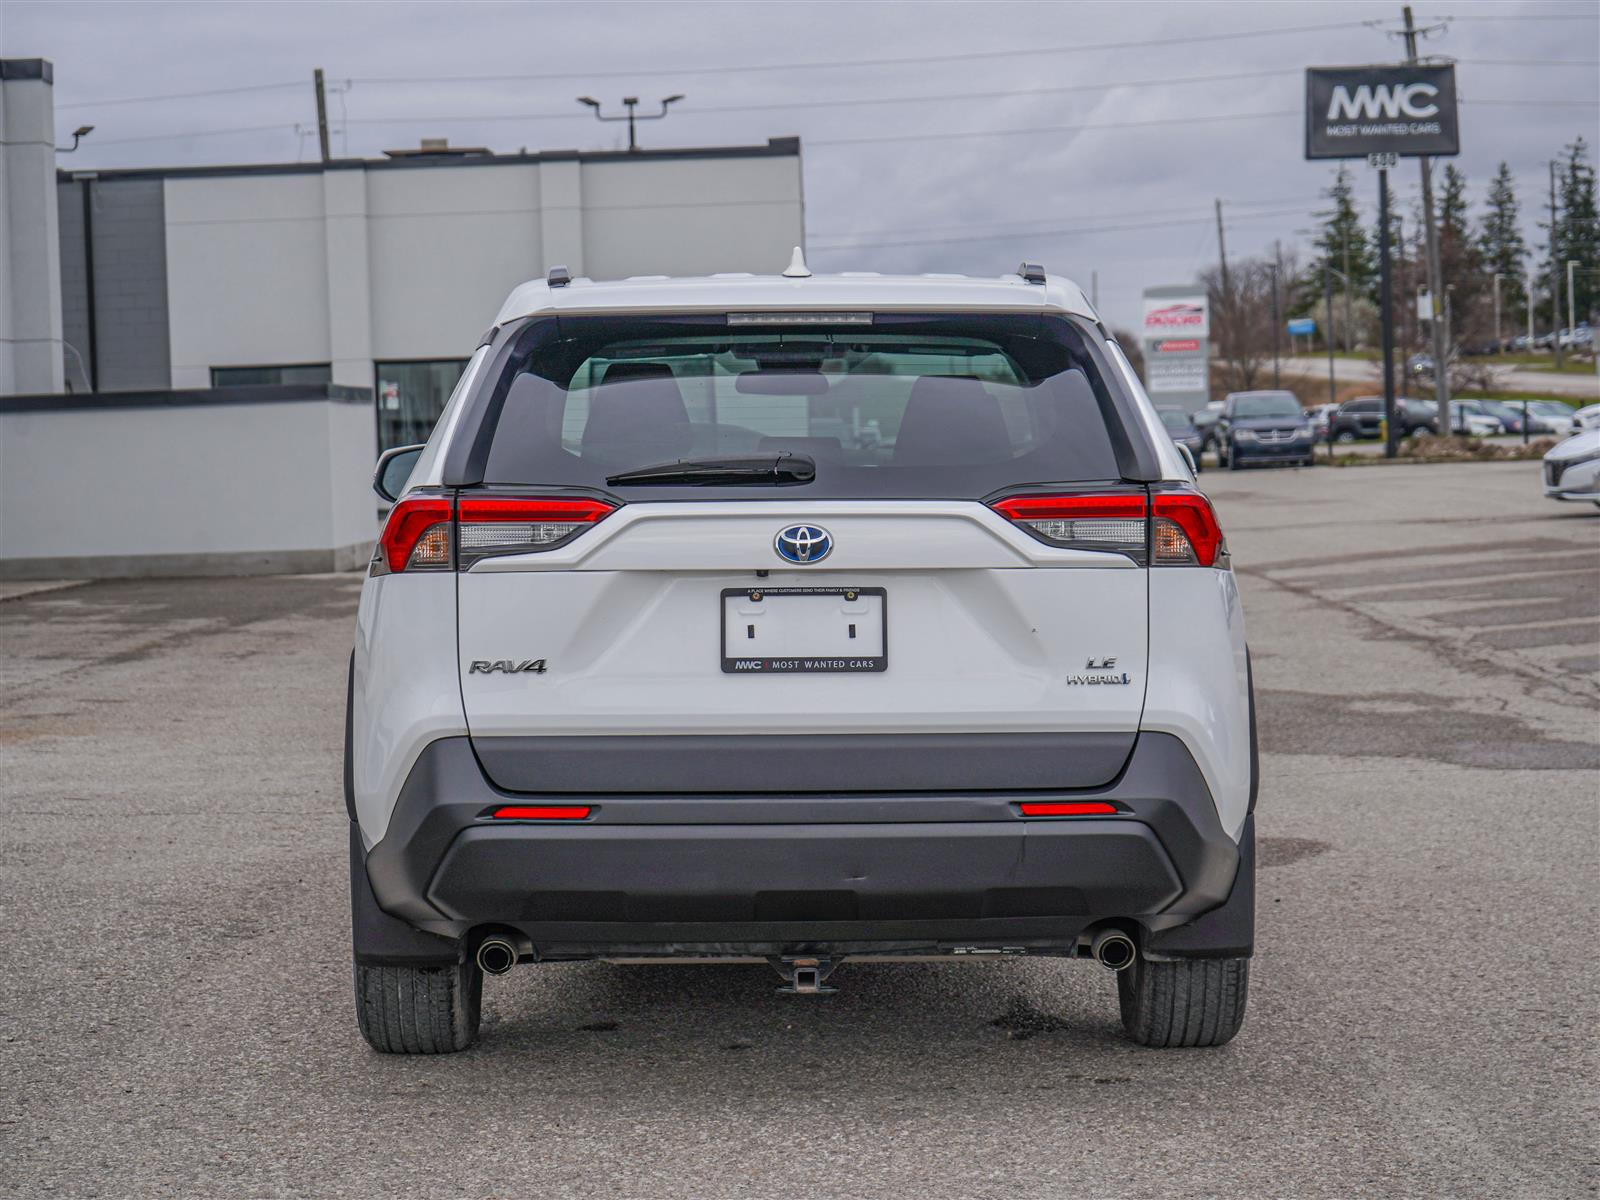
1552 137 1599 327
1305 165 1378 348
1478 162 1528 338
1437 164 1487 347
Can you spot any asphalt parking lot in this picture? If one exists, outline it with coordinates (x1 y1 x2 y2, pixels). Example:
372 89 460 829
3 460 1596 1199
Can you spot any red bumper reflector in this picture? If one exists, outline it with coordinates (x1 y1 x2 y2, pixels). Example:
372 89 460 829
490 805 592 820
1018 802 1119 817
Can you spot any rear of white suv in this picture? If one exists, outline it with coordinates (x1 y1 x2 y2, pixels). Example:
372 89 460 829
347 266 1256 1053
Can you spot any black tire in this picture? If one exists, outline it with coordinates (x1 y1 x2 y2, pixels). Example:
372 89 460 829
1117 956 1248 1047
1334 430 1357 443
355 960 482 1054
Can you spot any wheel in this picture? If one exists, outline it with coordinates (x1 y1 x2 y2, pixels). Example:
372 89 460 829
1334 430 1357 444
1118 955 1249 1047
355 959 482 1054
1227 445 1243 471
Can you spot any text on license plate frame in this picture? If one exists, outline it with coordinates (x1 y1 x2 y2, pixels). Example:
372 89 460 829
720 586 888 674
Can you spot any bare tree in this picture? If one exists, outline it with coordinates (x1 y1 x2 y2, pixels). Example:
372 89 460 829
1203 251 1298 394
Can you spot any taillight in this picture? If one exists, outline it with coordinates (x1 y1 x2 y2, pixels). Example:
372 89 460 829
990 493 1148 555
991 490 1225 567
457 496 616 566
1152 492 1224 567
378 496 453 573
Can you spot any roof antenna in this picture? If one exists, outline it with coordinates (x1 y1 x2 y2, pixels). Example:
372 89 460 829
782 246 812 278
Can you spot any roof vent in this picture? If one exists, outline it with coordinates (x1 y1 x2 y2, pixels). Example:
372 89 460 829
1017 262 1046 285
547 265 572 288
382 137 492 159
782 246 812 279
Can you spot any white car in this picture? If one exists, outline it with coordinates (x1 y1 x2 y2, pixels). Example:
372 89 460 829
348 257 1256 1054
1543 428 1600 507
1449 401 1501 438
1572 403 1600 433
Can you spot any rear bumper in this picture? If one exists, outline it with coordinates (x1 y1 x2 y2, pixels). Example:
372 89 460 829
353 733 1251 963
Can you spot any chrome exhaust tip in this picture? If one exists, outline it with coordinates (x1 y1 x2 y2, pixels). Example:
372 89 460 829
1090 929 1137 973
476 938 518 976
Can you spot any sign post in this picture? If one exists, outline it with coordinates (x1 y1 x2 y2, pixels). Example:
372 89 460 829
1306 62 1459 457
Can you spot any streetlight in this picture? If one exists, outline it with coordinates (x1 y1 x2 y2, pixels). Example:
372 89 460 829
1492 272 1506 355
1567 259 1580 347
576 95 684 152
55 124 94 153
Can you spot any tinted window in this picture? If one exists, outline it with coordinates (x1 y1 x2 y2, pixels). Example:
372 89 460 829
1344 399 1380 413
210 364 331 387
480 314 1125 498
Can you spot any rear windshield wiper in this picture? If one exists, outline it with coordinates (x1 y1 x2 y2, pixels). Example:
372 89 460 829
605 454 816 487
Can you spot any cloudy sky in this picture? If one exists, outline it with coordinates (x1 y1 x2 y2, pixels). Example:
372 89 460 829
5 0 1595 329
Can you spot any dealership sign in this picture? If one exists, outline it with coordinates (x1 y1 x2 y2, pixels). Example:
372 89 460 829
1305 65 1459 159
1142 295 1208 338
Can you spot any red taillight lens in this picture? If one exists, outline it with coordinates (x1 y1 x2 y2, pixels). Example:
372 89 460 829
457 497 616 565
378 496 453 573
1018 802 1120 817
1152 493 1224 567
490 805 592 820
990 493 1148 555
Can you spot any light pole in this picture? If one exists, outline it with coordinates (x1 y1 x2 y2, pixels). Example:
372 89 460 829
55 124 94 153
1492 272 1505 354
1567 259 1580 347
1525 271 1536 352
576 95 684 152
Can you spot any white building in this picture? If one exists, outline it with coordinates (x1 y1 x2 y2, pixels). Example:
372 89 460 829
0 57 805 578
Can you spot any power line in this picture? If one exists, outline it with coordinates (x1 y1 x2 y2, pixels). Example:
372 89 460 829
810 109 1301 148
345 19 1377 87
56 80 304 112
809 196 1324 243
807 206 1314 254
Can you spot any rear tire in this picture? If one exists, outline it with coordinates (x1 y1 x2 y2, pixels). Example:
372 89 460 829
1117 955 1248 1047
355 959 482 1054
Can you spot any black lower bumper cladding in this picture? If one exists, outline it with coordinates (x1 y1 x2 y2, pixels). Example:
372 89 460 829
351 733 1252 965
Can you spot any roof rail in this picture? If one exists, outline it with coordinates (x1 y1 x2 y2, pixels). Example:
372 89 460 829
547 265 572 288
1016 262 1046 285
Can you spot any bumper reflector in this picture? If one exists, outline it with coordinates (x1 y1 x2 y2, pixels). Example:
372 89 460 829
1018 802 1119 817
490 805 592 820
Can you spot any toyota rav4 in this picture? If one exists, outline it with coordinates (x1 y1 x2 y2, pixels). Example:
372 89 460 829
347 258 1257 1053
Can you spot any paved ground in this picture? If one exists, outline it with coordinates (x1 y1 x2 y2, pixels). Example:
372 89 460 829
1282 353 1600 401
3 461 1596 1199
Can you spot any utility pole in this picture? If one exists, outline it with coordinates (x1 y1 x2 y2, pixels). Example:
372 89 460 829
1214 199 1231 368
313 68 331 164
1325 267 1338 410
1492 273 1504 353
1379 168 1398 458
1525 270 1536 351
1402 6 1450 435
1567 259 1578 345
1550 160 1565 369
1341 228 1353 352
1271 241 1283 389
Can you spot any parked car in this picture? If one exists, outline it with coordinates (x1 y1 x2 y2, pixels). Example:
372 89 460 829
1215 390 1315 468
349 263 1256 1054
1395 397 1445 436
1526 400 1579 434
1156 405 1204 471
1448 401 1501 437
1543 428 1600 507
1329 396 1385 441
1304 402 1340 439
1571 403 1600 432
1471 399 1530 434
1191 399 1226 453
1557 324 1594 350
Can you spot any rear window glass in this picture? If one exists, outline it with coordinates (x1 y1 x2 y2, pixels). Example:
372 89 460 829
479 313 1124 498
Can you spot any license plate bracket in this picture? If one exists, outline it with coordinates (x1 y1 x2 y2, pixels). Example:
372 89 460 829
720 586 887 674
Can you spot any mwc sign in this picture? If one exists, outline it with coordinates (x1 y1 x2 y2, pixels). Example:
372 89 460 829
1305 65 1459 160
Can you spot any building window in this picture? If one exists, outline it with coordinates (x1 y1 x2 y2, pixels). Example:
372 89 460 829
375 359 469 450
211 364 332 387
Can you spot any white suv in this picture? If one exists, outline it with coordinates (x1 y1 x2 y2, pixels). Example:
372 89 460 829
347 260 1257 1053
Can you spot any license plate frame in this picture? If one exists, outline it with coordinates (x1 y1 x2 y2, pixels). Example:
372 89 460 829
720 586 888 674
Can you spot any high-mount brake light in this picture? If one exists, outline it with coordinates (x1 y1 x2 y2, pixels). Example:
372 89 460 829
490 805 592 820
378 496 453 573
456 496 616 565
990 494 1148 555
1152 493 1225 567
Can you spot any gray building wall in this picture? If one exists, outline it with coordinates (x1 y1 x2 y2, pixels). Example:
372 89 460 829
55 176 171 391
